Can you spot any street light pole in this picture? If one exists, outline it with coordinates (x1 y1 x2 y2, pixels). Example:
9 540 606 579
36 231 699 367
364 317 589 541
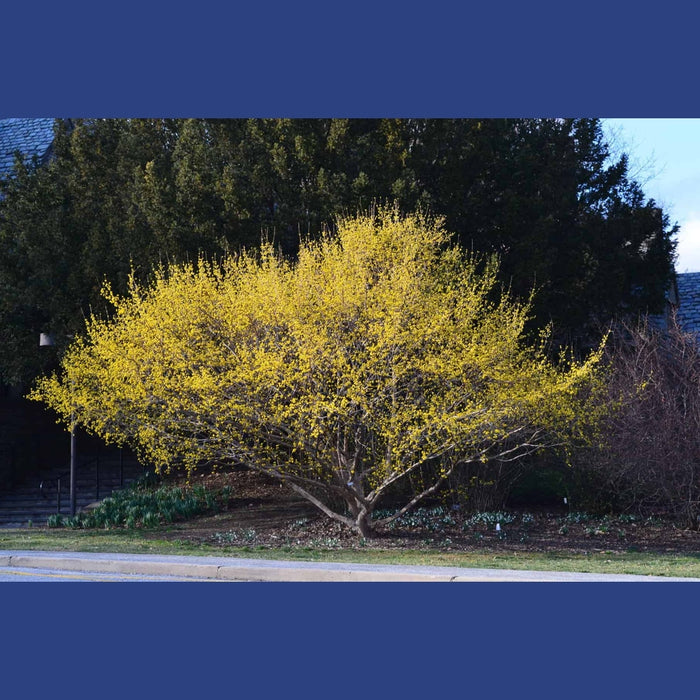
40 331 76 516
70 411 76 517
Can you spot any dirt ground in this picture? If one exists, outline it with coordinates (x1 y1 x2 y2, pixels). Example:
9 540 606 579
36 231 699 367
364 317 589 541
146 467 700 555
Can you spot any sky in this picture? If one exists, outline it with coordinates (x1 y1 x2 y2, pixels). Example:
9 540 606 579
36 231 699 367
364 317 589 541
602 119 700 273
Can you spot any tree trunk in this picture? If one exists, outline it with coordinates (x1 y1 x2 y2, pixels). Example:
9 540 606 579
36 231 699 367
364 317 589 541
354 511 375 539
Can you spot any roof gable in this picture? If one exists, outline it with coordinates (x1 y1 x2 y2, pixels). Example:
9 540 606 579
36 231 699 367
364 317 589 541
0 118 56 178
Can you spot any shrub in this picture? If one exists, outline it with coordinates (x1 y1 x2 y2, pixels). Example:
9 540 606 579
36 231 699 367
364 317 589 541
580 318 700 528
32 208 606 538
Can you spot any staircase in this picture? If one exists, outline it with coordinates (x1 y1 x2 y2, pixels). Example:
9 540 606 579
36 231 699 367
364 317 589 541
0 449 150 527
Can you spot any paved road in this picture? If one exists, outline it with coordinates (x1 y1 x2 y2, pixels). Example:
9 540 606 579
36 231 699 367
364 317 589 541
0 565 224 582
2 550 700 581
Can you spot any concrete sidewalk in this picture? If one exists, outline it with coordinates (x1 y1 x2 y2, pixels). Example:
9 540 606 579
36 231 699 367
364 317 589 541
1 549 699 581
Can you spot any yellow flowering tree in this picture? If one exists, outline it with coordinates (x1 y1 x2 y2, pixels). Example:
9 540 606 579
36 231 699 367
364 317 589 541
31 209 605 537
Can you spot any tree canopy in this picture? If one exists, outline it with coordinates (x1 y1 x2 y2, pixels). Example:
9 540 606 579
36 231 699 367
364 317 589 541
0 118 677 384
31 209 606 536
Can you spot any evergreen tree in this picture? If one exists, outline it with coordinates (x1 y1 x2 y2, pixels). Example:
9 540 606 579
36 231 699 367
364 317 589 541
0 118 677 384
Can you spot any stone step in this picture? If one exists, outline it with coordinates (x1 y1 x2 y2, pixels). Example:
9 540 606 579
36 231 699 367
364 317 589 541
0 495 142 526
8 478 145 495
0 446 152 526
4 474 148 499
0 477 141 504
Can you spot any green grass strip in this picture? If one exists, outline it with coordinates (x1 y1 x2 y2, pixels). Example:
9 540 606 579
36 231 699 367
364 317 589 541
1 527 700 578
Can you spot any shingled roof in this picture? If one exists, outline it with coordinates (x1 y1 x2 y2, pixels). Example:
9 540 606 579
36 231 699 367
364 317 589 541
675 272 700 338
0 118 57 178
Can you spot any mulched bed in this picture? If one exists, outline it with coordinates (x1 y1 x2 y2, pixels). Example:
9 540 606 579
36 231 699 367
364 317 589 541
145 467 700 555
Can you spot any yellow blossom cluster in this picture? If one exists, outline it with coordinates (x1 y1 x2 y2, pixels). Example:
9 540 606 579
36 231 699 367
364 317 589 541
31 207 606 536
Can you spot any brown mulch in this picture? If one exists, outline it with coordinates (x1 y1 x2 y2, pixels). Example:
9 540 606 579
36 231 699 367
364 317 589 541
144 466 700 555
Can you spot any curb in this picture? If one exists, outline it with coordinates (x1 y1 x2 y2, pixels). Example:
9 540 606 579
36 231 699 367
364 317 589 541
3 550 700 582
1 552 457 581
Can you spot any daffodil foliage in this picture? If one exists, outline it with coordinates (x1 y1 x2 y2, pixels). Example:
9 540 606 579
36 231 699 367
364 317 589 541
32 209 605 536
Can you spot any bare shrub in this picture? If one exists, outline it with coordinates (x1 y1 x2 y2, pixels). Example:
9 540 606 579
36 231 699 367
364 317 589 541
583 316 700 528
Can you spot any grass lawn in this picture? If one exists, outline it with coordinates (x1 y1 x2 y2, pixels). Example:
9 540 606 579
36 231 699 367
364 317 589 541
2 526 700 578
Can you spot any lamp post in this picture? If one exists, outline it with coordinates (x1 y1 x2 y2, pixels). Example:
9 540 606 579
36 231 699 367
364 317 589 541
69 411 76 517
39 332 76 517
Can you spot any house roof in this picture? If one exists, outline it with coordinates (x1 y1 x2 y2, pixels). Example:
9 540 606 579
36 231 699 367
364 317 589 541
0 118 56 178
675 272 700 337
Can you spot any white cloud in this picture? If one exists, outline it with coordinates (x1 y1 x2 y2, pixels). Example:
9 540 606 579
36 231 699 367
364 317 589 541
675 218 700 273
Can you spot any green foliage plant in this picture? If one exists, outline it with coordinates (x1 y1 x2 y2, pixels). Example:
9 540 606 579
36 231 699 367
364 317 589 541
46 479 223 530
